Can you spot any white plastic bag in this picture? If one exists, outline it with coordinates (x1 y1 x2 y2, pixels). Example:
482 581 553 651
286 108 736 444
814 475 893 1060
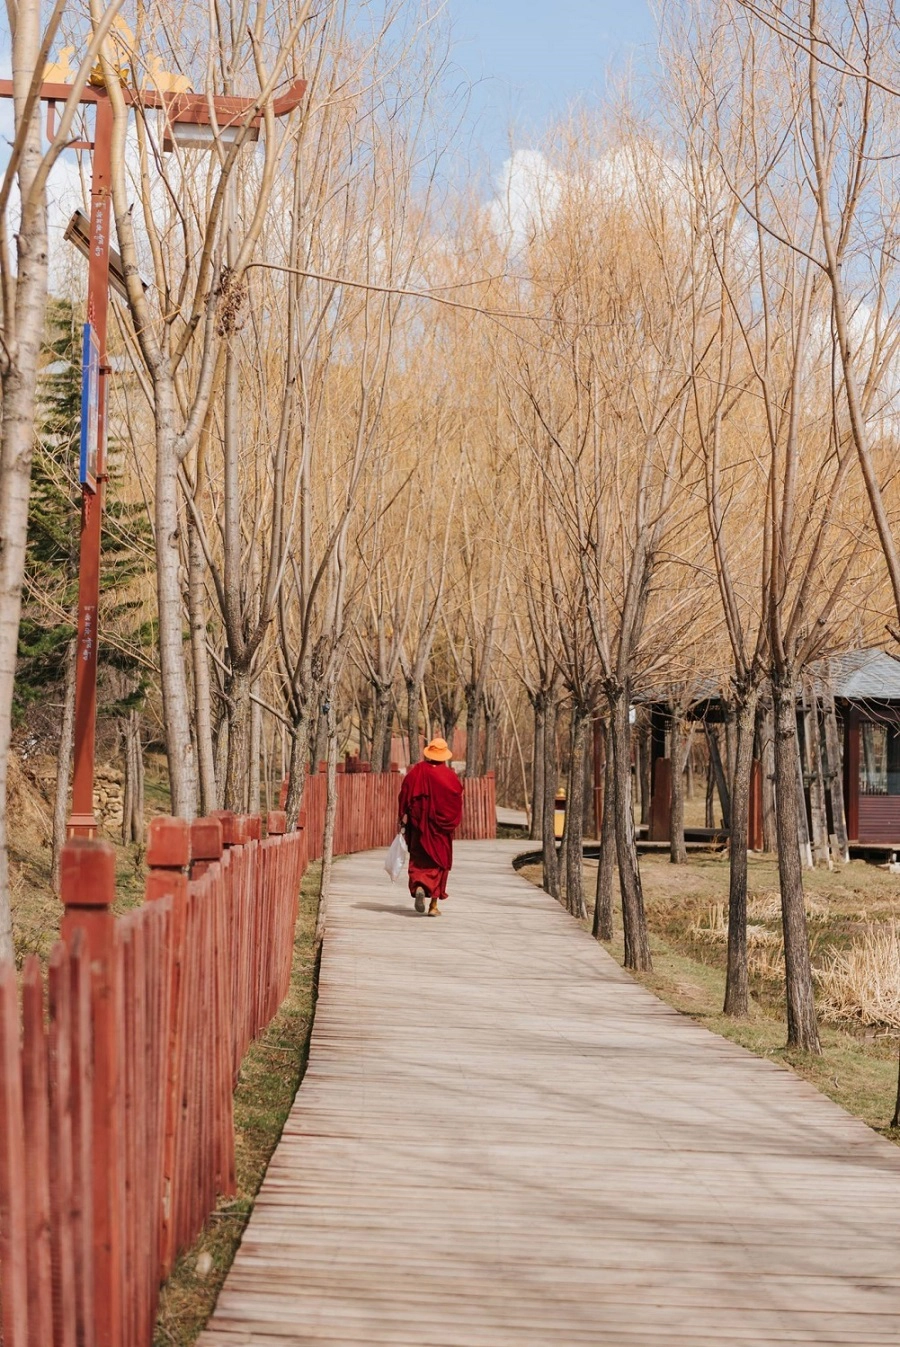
384 831 409 883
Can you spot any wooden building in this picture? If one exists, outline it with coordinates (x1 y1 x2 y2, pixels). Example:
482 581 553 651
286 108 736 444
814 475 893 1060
643 647 900 858
830 648 900 850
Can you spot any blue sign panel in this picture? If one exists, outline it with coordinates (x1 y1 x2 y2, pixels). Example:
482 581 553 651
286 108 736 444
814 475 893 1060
79 323 100 492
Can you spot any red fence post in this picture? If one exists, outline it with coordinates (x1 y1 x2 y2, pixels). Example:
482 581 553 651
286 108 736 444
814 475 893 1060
144 818 189 1279
211 809 239 847
145 817 190 901
190 817 223 880
61 838 123 1347
267 810 287 836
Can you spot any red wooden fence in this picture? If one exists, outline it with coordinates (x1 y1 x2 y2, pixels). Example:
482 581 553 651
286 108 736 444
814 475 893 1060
0 770 495 1347
297 765 496 851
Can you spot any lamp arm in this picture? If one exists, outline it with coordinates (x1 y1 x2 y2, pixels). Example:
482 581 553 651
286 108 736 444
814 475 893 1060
0 0 125 227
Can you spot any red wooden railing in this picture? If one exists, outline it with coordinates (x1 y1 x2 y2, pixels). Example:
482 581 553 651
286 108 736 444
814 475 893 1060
0 769 495 1347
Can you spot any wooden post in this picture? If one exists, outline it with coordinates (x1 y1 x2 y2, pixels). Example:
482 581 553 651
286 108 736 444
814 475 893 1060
648 758 672 842
60 838 123 1347
145 817 190 901
794 713 814 870
844 707 860 843
211 809 239 848
143 819 189 1277
592 719 605 839
802 678 831 868
241 814 262 843
190 817 224 880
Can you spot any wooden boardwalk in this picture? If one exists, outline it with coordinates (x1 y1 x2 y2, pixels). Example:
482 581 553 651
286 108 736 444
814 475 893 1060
199 841 900 1346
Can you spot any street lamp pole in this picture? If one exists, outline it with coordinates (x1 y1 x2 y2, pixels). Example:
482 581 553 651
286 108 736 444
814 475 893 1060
69 94 113 835
0 71 305 839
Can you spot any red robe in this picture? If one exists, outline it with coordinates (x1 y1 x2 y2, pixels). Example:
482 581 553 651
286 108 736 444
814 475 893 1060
398 761 464 900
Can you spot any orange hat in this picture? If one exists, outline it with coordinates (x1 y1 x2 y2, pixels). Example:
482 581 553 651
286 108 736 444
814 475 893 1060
423 736 453 762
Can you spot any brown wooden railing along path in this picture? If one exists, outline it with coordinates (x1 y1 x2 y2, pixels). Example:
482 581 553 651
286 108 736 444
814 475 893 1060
0 768 496 1347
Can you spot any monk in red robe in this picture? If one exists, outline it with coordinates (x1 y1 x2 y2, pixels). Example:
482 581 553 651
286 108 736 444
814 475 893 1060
399 737 464 915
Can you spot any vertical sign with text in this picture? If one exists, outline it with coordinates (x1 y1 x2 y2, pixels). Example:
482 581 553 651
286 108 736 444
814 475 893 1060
79 322 100 491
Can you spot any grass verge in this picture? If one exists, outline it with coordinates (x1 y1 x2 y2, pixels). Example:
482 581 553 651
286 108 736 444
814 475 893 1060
153 862 321 1346
520 855 900 1145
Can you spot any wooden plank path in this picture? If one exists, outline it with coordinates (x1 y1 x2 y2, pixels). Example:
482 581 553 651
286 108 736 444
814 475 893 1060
199 841 900 1346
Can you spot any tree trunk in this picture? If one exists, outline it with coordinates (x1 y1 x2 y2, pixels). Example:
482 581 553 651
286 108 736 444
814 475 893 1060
369 683 392 773
316 700 338 947
705 723 731 829
51 640 78 893
724 702 737 788
249 681 262 816
133 711 145 845
822 684 848 861
285 701 313 830
772 675 821 1052
356 690 371 762
802 679 830 868
705 754 715 828
669 712 688 865
758 695 778 853
381 699 395 773
213 703 229 805
530 695 545 841
724 689 758 1018
593 732 616 941
483 701 498 777
541 697 560 899
188 517 217 814
0 31 49 959
407 677 422 764
465 689 481 780
795 733 813 871
582 725 595 838
155 406 198 817
262 717 272 813
609 691 652 971
224 664 252 813
122 709 144 846
312 704 328 772
565 706 588 919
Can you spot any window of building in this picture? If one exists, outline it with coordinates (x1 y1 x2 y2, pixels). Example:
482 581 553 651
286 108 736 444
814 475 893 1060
860 721 900 795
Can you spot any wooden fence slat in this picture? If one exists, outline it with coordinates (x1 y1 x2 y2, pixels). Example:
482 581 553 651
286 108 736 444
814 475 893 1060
0 775 495 1347
48 943 77 1347
0 960 29 1347
21 957 54 1347
60 840 123 1347
67 932 94 1347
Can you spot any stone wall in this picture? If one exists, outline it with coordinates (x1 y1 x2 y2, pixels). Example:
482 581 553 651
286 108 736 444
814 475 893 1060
93 763 125 832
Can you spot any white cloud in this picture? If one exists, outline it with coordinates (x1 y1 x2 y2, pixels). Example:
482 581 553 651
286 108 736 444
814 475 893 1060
488 149 562 252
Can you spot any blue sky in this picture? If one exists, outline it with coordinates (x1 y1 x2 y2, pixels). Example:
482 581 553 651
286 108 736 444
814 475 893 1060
445 0 658 165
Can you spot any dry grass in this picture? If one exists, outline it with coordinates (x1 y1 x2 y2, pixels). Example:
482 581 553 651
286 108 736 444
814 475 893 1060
816 925 900 1030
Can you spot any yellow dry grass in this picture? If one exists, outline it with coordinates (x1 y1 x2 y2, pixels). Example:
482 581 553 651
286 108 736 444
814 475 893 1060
815 925 900 1030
